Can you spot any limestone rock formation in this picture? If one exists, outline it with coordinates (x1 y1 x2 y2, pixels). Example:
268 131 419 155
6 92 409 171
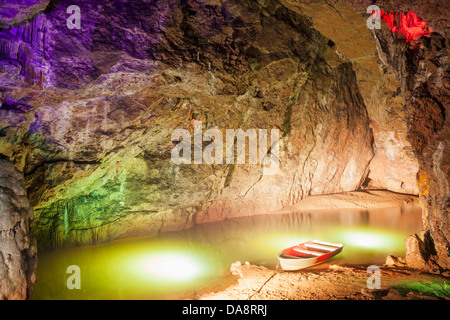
0 0 448 271
299 0 449 271
0 0 50 29
404 234 429 270
371 13 449 271
0 0 375 249
0 157 37 300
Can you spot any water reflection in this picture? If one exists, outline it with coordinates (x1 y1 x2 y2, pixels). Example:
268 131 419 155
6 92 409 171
33 202 422 299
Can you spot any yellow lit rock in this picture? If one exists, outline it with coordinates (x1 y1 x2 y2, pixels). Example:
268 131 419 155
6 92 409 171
417 170 430 196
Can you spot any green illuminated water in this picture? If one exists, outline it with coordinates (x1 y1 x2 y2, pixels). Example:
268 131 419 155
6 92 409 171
33 202 422 299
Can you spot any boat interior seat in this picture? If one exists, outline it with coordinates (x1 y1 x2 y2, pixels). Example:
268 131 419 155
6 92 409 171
305 243 335 252
292 248 323 256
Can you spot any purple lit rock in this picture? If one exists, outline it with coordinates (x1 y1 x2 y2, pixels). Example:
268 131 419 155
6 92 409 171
0 0 50 28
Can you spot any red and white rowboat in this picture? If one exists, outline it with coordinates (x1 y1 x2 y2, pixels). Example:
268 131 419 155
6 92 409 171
277 240 344 271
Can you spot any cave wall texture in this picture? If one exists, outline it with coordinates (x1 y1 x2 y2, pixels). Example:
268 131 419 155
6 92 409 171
0 0 448 270
0 157 37 300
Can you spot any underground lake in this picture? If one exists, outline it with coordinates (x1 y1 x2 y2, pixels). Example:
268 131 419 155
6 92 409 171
32 202 422 300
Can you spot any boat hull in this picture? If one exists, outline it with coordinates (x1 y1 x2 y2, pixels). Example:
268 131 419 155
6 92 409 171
277 240 344 271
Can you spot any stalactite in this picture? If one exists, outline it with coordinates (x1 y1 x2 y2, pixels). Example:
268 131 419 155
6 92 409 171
0 14 48 86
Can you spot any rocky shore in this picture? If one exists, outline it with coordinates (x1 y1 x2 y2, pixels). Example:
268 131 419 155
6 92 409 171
199 262 450 300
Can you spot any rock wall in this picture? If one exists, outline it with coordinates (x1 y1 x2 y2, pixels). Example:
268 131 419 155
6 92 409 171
372 5 449 272
295 0 449 270
343 0 449 270
0 0 376 249
0 157 37 300
284 0 420 195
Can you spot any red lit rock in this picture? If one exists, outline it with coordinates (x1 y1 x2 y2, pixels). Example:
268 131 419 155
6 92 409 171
380 10 434 43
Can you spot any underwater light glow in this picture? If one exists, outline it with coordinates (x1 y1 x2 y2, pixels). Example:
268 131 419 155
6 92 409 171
141 253 205 281
337 228 403 250
344 232 384 248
